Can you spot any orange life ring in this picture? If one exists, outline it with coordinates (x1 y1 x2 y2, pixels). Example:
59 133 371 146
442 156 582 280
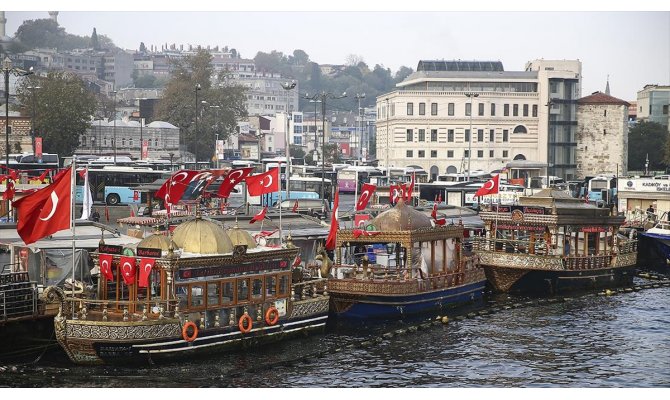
238 313 253 334
265 306 279 326
182 321 198 342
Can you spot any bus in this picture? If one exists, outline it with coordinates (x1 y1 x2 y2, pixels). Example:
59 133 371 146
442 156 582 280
585 175 617 206
249 176 333 206
75 166 171 205
337 166 384 193
0 153 60 182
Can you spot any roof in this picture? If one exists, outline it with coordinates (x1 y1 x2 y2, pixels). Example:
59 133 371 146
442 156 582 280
0 222 141 250
578 91 630 106
417 60 504 72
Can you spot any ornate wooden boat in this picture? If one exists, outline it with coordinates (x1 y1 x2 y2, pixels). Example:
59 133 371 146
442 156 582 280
323 199 486 319
46 218 329 365
472 189 638 294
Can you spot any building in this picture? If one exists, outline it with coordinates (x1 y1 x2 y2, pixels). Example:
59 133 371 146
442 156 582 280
375 59 582 181
575 91 630 178
636 84 670 129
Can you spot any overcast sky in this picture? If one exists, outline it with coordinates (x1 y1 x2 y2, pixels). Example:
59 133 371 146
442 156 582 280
4 2 669 102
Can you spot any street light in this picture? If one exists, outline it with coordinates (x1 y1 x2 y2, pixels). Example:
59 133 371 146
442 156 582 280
280 80 296 200
208 104 221 168
3 57 33 169
465 92 479 181
111 90 117 165
194 83 202 169
309 99 321 159
304 90 347 201
385 97 390 180
355 93 365 160
135 97 147 160
27 84 41 155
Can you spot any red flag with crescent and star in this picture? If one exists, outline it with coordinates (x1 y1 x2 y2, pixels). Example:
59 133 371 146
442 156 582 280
356 183 376 211
99 253 115 282
12 166 72 245
325 190 339 251
474 174 500 197
218 167 254 198
352 229 382 238
138 258 156 288
155 170 206 205
245 168 279 196
250 206 268 224
431 202 438 219
389 184 405 204
404 172 415 202
292 199 299 212
119 256 137 286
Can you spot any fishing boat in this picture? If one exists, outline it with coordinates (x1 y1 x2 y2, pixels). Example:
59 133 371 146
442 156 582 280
321 198 486 319
636 212 670 273
46 217 329 365
472 188 638 294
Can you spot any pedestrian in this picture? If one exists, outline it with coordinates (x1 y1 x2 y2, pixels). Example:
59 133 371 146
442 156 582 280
91 208 100 222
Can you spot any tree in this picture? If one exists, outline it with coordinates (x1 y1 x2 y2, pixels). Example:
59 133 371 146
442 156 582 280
345 54 364 67
16 72 97 156
290 145 306 160
91 28 100 50
139 42 147 53
155 49 248 162
629 121 668 171
13 19 116 51
323 143 341 164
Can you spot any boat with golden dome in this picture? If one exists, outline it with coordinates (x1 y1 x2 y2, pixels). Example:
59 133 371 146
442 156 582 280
324 198 486 319
45 218 329 365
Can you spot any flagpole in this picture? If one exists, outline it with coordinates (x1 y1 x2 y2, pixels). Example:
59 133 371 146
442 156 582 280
354 171 358 215
278 189 283 246
71 158 76 310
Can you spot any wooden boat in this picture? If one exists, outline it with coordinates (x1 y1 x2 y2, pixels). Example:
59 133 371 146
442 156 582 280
472 188 638 294
322 198 486 319
46 218 329 365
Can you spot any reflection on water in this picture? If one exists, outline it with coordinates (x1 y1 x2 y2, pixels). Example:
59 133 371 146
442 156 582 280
1 286 669 388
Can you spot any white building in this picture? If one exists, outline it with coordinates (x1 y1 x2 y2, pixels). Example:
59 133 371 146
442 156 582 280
376 59 582 181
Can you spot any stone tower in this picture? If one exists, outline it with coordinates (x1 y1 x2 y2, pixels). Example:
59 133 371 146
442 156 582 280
48 11 59 24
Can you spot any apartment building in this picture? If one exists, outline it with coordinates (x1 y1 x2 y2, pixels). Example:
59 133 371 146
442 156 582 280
376 59 582 181
636 84 670 129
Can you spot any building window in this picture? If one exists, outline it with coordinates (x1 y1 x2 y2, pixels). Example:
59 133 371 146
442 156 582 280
154 138 159 147
407 150 413 157
504 104 510 116
503 150 509 158
447 150 454 158
447 129 454 142
431 103 438 115
477 129 484 142
448 103 455 116
122 138 126 146
465 129 470 142
418 129 425 142
464 150 470 158
503 130 509 142
532 104 538 117
465 103 472 117
513 104 519 116
603 129 607 135
294 136 302 145
431 129 438 141
478 103 484 116
418 150 425 158
294 125 302 133
294 114 303 123
550 82 558 93
663 105 669 115
489 150 494 158
406 129 413 142
431 150 437 158
407 103 414 116
513 125 527 134
477 150 483 158
81 136 86 146
491 103 496 116
419 103 425 115
523 104 529 117
489 129 495 142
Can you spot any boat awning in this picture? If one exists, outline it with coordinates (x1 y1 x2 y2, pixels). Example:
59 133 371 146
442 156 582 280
0 222 141 250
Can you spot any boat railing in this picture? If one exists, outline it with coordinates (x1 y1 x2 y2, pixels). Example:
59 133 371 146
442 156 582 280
472 237 551 255
331 264 467 289
62 297 181 322
618 239 638 253
563 255 611 270
0 277 39 321
292 277 329 300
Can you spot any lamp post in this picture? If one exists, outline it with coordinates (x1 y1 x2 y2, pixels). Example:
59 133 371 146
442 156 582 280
3 57 33 168
385 97 390 180
355 93 365 160
135 97 147 160
194 83 202 169
27 84 40 155
309 99 321 159
280 80 296 200
208 104 221 168
465 92 479 181
111 90 117 165
305 90 347 200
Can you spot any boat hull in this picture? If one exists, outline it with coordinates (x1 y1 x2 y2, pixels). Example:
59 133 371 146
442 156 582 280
328 279 486 319
638 232 670 274
55 297 330 365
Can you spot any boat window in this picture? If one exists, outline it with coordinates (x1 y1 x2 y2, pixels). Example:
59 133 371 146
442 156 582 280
237 278 250 302
175 284 188 309
190 285 204 308
278 274 289 296
266 275 277 298
222 280 235 304
251 278 264 300
207 282 220 307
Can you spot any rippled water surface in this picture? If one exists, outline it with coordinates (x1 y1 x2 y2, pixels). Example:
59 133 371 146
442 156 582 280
1 284 669 388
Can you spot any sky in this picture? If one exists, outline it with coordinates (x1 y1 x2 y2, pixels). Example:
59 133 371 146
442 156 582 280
4 1 669 102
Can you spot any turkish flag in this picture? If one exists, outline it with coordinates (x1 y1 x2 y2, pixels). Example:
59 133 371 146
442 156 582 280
138 258 156 288
77 168 88 179
292 199 299 212
390 184 405 204
155 170 208 205
353 229 382 238
245 168 279 196
119 256 136 286
37 169 52 183
431 202 438 219
52 168 69 182
218 167 254 198
250 206 268 224
293 254 302 267
2 179 15 201
356 183 376 211
404 173 415 202
435 217 447 226
325 190 339 251
99 253 115 282
12 167 72 245
474 174 500 197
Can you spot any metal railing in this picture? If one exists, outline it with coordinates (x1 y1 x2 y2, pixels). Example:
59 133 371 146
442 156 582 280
64 297 180 322
1 280 38 321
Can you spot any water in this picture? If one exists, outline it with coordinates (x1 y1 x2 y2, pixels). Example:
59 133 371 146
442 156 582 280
1 283 669 388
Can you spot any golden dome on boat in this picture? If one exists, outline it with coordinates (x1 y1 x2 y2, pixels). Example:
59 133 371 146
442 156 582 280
137 231 171 251
226 221 257 249
370 198 433 231
172 217 233 254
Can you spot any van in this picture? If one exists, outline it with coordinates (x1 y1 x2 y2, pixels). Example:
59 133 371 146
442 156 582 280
275 198 331 220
